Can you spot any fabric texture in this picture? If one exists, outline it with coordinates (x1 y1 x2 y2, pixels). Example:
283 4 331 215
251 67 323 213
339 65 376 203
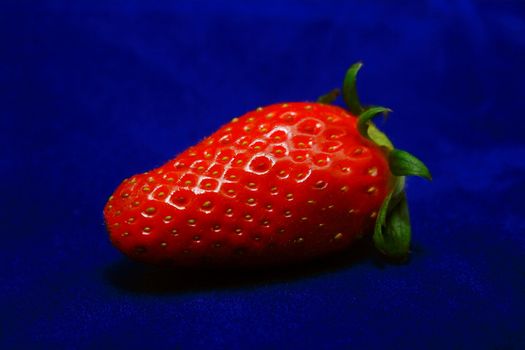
1 1 524 348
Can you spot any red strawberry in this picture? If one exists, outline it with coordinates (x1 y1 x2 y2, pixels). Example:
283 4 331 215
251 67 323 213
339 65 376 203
104 63 430 266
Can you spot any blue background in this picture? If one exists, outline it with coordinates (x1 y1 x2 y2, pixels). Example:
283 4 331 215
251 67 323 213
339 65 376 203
2 0 525 348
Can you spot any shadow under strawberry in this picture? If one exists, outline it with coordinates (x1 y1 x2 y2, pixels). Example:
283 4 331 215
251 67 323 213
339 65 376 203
103 238 410 295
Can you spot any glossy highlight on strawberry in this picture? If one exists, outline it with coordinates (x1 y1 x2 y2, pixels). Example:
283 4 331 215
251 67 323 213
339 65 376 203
104 63 431 267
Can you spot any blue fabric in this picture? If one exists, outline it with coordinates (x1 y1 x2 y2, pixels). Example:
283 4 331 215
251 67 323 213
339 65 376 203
2 1 524 348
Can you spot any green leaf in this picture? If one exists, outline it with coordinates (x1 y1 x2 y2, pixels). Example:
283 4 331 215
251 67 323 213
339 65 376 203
388 149 432 180
373 190 411 259
342 62 365 115
357 106 392 140
317 88 340 104
374 191 392 242
367 124 394 150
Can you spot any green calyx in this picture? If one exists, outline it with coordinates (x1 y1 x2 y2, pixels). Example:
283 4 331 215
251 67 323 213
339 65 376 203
318 62 432 260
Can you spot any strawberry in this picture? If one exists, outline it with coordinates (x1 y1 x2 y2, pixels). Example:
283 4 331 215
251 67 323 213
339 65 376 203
104 63 431 266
